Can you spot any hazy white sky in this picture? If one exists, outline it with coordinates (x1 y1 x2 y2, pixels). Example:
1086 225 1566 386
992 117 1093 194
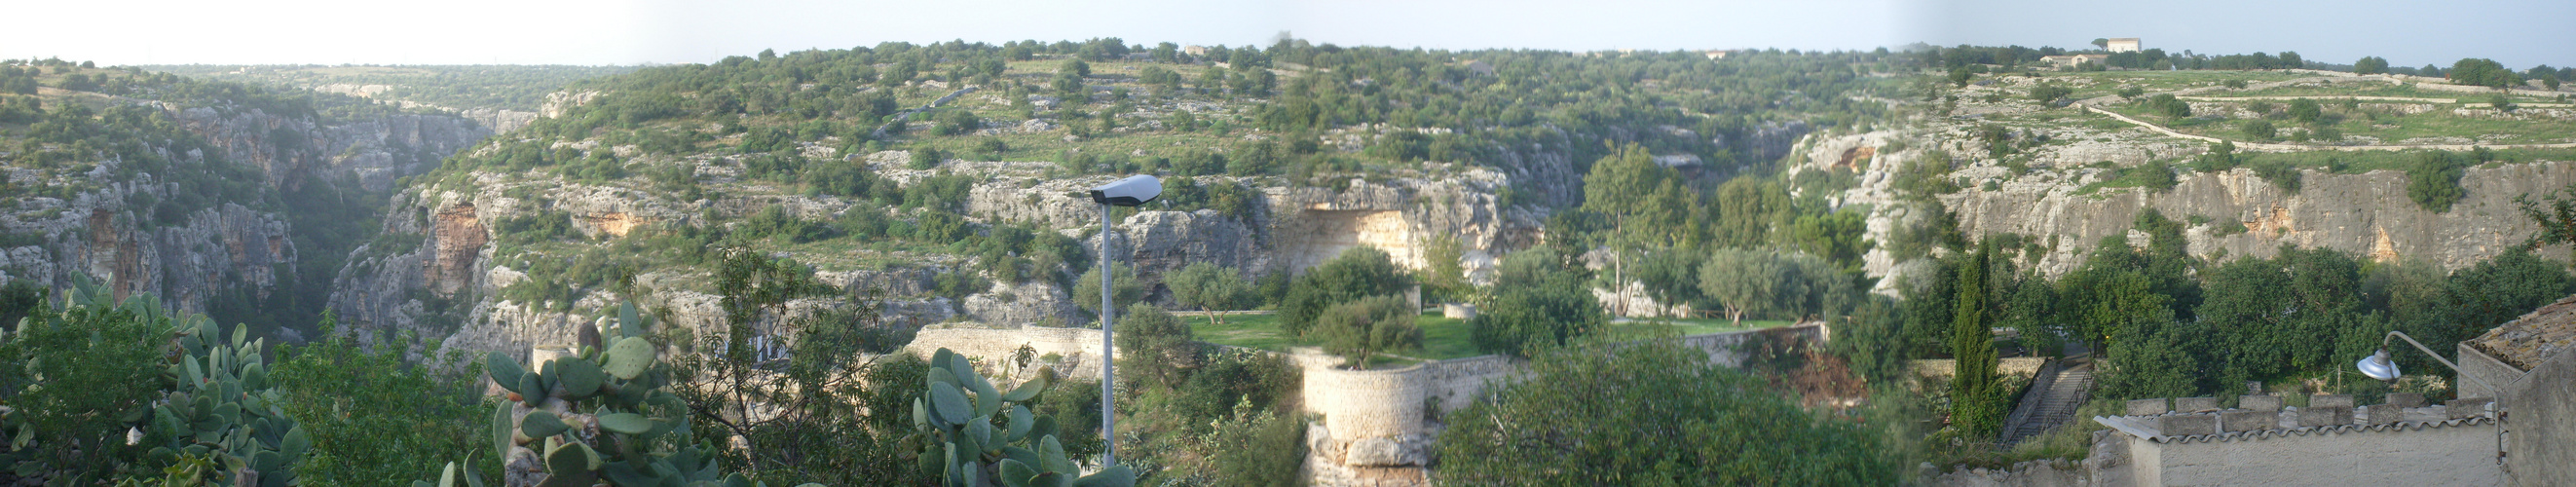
6 0 2569 69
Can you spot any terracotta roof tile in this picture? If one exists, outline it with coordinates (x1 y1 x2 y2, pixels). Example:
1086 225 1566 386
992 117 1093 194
2467 294 2576 370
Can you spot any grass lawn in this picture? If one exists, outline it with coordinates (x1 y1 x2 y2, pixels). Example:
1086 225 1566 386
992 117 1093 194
1179 312 1794 364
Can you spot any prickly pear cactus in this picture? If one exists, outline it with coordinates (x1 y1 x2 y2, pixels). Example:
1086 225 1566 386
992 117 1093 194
30 276 317 487
913 348 1133 487
432 303 815 487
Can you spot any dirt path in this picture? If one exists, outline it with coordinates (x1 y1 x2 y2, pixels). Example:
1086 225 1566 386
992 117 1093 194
2177 94 2458 103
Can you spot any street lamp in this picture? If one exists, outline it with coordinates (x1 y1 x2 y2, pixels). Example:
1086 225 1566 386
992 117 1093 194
1087 174 1159 468
2355 329 2504 465
2354 330 2496 394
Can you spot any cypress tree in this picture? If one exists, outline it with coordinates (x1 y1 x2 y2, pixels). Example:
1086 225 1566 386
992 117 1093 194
1949 240 2003 439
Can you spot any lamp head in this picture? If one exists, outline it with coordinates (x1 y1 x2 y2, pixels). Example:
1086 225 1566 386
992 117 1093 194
2357 349 2401 382
1088 174 1162 206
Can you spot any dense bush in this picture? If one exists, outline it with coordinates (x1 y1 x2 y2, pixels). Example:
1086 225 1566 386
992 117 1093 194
2407 150 2470 213
1073 265 1143 318
1469 247 1605 357
1434 336 1897 485
1116 303 1196 388
273 313 492 485
1315 295 1422 369
1278 246 1410 336
0 283 171 478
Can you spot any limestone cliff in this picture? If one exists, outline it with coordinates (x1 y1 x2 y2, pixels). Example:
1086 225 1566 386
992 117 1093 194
0 100 487 317
337 144 1533 359
165 103 491 191
1772 118 2576 301
1945 161 2576 276
0 192 291 315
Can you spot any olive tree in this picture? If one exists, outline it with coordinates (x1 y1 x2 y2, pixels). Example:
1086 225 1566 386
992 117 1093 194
1165 262 1256 326
1315 296 1422 369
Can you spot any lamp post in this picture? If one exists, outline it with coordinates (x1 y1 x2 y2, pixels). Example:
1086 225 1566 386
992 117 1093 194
1086 174 1159 468
2354 330 2497 394
2356 329 2504 465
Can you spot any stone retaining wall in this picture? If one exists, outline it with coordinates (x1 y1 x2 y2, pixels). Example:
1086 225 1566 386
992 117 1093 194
1913 356 2051 379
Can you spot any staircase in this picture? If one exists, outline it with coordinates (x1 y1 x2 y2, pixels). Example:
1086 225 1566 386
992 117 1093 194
2000 357 2095 447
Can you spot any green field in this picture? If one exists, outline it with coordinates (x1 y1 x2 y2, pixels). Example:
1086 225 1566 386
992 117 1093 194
1178 312 1790 366
2047 70 2317 99
2083 93 2576 147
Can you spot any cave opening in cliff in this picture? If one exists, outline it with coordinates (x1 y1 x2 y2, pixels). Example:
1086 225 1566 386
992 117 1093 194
1275 209 1422 275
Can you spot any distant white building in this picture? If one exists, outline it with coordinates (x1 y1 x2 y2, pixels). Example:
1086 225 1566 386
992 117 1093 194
1182 45 1210 56
1702 50 1737 60
2042 54 2111 68
2107 38 2142 53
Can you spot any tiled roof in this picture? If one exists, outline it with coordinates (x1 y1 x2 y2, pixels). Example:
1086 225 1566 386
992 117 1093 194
2092 411 2497 445
2466 294 2576 370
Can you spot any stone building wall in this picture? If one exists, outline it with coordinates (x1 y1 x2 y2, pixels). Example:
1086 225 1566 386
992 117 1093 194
2458 343 2521 400
2092 395 2503 486
2503 343 2576 485
2123 419 2499 486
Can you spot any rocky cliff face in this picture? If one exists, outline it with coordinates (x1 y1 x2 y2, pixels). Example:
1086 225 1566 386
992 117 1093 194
1945 161 2576 276
0 101 488 316
0 191 290 314
166 104 491 191
339 145 1534 359
1768 118 2576 301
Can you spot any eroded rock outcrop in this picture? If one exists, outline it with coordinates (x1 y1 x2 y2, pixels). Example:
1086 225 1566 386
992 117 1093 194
1944 161 2576 276
166 104 490 191
1 100 486 316
0 190 292 314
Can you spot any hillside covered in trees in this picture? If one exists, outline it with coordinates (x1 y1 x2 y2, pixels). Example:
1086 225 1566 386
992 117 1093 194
4 33 2576 485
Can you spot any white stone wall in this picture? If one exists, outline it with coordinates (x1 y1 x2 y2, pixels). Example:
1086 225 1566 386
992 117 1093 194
2118 422 2501 486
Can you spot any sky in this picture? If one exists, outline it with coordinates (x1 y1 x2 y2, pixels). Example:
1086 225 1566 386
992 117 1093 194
5 0 2569 69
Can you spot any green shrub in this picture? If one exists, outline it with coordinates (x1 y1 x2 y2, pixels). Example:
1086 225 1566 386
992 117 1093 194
909 147 947 169
2240 120 2277 140
2027 84 2072 104
2288 98 2323 124
1433 336 1897 485
274 313 491 485
1278 246 1410 336
2146 94 2191 118
2252 158 2302 193
2407 151 2469 213
1315 295 1422 369
491 212 573 245
1472 247 1606 357
0 282 171 478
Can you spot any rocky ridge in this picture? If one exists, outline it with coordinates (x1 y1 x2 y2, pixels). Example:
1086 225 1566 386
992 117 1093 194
1 95 488 316
333 138 1539 359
